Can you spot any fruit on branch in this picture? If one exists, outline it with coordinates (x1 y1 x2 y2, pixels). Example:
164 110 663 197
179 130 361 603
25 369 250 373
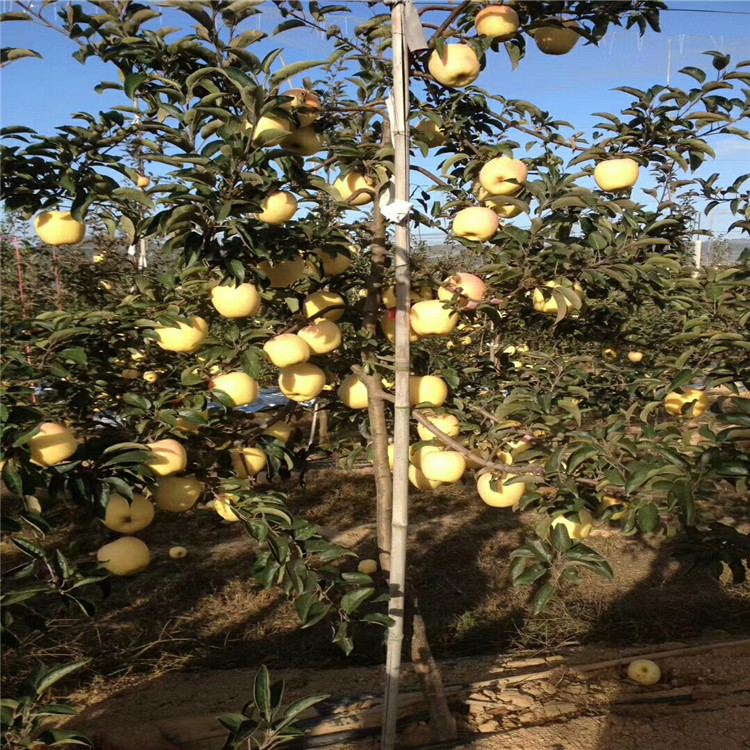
381 309 421 343
551 510 594 540
263 421 294 443
476 188 524 218
532 20 580 55
438 273 487 307
479 156 528 196
255 191 298 224
177 410 208 433
146 438 187 477
102 493 155 534
280 88 322 126
97 537 150 576
153 476 204 512
409 375 448 407
120 369 140 380
452 206 499 242
382 286 426 308
410 300 459 336
303 290 345 322
214 495 240 522
143 371 159 383
474 5 520 40
169 546 188 559
532 281 583 314
28 422 78 466
664 389 710 418
136 174 150 188
594 157 640 191
314 247 352 275
154 316 208 353
280 126 323 156
598 495 628 520
338 374 370 409
627 351 644 363
263 334 311 368
259 256 306 288
414 119 445 147
421 450 466 483
298 320 342 354
210 372 260 407
427 43 481 88
477 471 527 507
333 171 376 206
357 559 378 575
33 211 86 246
211 283 261 318
417 412 460 441
278 363 327 402
249 114 294 145
409 444 443 471
627 659 662 686
231 447 267 479
409 464 444 490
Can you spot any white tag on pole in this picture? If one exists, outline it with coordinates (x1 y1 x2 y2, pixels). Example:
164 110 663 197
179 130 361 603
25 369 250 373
379 178 412 223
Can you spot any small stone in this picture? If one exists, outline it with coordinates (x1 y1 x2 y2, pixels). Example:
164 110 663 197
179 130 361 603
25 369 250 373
478 720 499 733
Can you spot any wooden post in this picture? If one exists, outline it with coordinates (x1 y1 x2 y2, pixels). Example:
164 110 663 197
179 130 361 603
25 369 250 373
382 2 411 748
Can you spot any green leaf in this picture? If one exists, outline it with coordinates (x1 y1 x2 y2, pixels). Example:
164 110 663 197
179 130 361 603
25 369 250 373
532 583 556 614
268 60 325 87
253 665 271 721
340 586 374 614
34 659 91 696
636 503 659 533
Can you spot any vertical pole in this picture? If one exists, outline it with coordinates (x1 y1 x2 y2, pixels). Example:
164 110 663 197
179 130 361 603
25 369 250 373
382 2 411 749
13 237 36 404
51 246 64 310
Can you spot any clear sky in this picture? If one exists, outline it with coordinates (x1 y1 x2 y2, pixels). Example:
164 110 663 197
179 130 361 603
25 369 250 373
2 1 749 236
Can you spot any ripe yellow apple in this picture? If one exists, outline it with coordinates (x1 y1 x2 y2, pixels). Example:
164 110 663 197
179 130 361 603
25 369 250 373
475 5 520 40
357 558 378 575
303 290 345 322
28 422 78 466
476 187 524 218
278 362 326 401
409 464 444 490
136 174 150 188
97 537 150 576
333 171 375 206
421 450 466 483
154 316 208 353
231 447 267 478
250 113 294 145
176 410 208 432
427 43 481 88
169 546 188 559
102 493 155 534
409 375 448 407
153 476 203 512
146 438 187 477
627 659 661 686
338 374 370 409
437 273 487 307
34 211 86 246
410 300 459 336
532 20 580 55
532 281 583 314
381 309 421 343
298 320 342 354
93 253 105 263
280 126 323 156
382 286 422 309
414 119 445 148
211 283 261 318
452 206 499 242
255 191 298 224
627 351 644 363
263 333 311 368
417 412 460 441
598 495 628 521
210 372 259 407
315 247 351 275
263 421 293 443
142 371 159 383
214 495 240 522
280 88 322 126
603 348 618 360
477 471 527 507
259 256 306 288
664 389 709 418
594 157 640 192
551 510 594 539
479 156 528 196
409 444 443 471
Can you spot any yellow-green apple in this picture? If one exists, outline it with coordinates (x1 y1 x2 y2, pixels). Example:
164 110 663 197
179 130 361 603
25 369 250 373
414 119 445 147
280 126 323 156
97 537 150 576
532 21 580 55
231 447 267 478
598 495 628 521
262 421 294 443
249 113 293 145
551 510 594 539
214 494 240 522
594 157 640 191
381 309 421 343
303 290 345 322
417 412 460 441
154 316 208 353
476 187 524 217
209 372 259 407
664 389 710 418
169 546 188 559
409 464 444 490
357 559 378 575
28 422 77 466
298 320 342 354
382 286 423 308
479 156 528 196
477 471 527 507
315 247 351 275
333 171 375 206
410 300 459 336
278 363 327 401
120 368 140 380
437 273 486 307
627 659 661 686
409 444 443 471
280 88 322 126
136 174 150 188
146 438 187 477
102 493 155 534
34 211 86 246
409 375 448 407
452 206 499 242
603 348 618 360
420 450 466 483
338 374 371 409
255 191 298 224
627 351 643 363
153 476 203 512
259 256 306 288
532 280 583 314
475 5 520 39
211 283 261 318
263 333 311 368
143 371 159 383
427 43 481 88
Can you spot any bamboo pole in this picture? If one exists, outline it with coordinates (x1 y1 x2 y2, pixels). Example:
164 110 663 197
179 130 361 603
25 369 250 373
382 2 411 748
13 236 36 404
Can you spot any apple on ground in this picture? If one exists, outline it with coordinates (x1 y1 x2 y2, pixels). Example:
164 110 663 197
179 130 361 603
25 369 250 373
102 493 155 534
628 351 643 363
263 333 311 368
146 438 187 477
154 316 208 353
452 206 499 242
626 659 661 686
427 43 481 88
169 546 188 559
278 363 327 402
211 283 261 318
153 476 204 512
97 537 150 576
34 211 86 246
143 371 159 383
210 372 259 407
28 422 78 466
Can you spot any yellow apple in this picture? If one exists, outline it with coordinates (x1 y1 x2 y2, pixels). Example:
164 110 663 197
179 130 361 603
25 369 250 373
231 447 267 478
262 421 294 443
142 371 159 383
664 389 710 418
603 348 618 360
477 471 527 507
381 309 421 343
357 558 378 575
409 375 448 407
102 493 155 534
315 247 351 275
409 444 443 471
176 410 208 432
333 171 375 206
214 495 240 522
598 495 628 521
169 546 188 559
414 119 445 148
278 362 326 401
210 372 259 407
136 174 150 188
98 280 113 291
475 5 520 40
476 187 524 218
532 20 580 55
427 43 481 88
452 206 499 242
421 450 466 483
97 537 150 576
34 211 86 246
437 273 486 306
409 464 444 490
303 290 345 322
153 476 203 512
154 316 208 353
250 113 294 145
551 510 594 540
259 256 306 288
410 300 459 336
338 374 370 409
255 191 298 225
211 283 261 318
532 281 583 314
417 412 460 441
594 157 640 192
280 88 322 126
627 351 644 363
280 126 323 156
627 659 661 686
146 438 187 477
28 422 78 466
298 320 342 354
263 333 311 368
382 286 422 309
479 156 528 196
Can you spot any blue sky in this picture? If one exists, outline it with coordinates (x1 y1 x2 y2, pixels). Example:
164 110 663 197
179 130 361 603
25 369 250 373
2 1 749 236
